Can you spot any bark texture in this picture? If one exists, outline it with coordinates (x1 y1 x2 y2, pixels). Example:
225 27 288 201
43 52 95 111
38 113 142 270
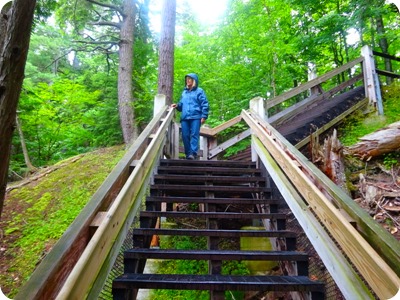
118 0 137 144
347 121 400 160
157 0 176 105
0 0 37 218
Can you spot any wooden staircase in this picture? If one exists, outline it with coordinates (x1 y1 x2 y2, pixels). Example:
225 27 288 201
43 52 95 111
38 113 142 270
112 159 325 299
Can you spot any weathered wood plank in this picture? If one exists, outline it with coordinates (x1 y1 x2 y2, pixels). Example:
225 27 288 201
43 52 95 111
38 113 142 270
252 137 374 299
269 73 363 127
200 115 242 137
15 107 173 300
266 57 364 109
55 107 175 299
208 128 251 159
242 109 400 299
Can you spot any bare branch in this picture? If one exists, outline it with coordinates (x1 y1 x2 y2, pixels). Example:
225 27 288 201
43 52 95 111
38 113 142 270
74 40 119 46
86 0 124 16
89 20 121 29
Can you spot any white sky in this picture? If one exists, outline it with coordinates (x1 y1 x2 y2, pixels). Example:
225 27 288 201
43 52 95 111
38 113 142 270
149 0 228 33
189 0 228 25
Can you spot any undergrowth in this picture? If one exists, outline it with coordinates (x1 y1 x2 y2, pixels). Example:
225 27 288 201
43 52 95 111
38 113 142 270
0 145 126 297
338 81 400 146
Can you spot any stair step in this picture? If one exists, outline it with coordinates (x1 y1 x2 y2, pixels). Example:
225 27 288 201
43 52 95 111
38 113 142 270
133 228 296 238
150 184 269 193
157 166 262 176
145 196 279 205
124 249 308 261
112 274 325 294
140 211 286 220
160 159 257 168
154 174 265 184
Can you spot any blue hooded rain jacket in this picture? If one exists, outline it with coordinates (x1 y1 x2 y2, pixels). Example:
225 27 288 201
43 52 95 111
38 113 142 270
176 73 209 121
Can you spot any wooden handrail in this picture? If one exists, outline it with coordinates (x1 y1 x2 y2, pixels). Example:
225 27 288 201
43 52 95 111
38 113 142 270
242 109 400 299
15 106 175 300
200 115 243 137
266 57 364 109
373 50 400 62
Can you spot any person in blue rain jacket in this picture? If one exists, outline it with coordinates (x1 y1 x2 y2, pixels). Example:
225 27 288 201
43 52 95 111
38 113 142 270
172 73 209 160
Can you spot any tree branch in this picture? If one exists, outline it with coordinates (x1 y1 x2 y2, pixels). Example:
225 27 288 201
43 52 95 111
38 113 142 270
89 20 121 29
86 0 124 16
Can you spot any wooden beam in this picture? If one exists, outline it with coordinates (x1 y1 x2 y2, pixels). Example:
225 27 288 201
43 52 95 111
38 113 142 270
56 108 175 299
242 109 400 299
208 129 251 159
252 138 374 299
266 57 364 109
251 110 400 276
200 115 242 137
14 106 172 300
269 74 364 127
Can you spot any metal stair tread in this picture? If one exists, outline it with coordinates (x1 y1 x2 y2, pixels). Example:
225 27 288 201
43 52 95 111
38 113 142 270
145 196 279 205
157 165 262 174
133 228 297 238
140 211 287 219
150 184 270 192
113 274 325 292
124 248 309 261
154 174 266 183
160 159 257 168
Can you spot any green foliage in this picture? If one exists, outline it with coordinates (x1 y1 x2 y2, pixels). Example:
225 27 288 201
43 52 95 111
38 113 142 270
383 153 400 169
15 78 108 166
339 82 400 146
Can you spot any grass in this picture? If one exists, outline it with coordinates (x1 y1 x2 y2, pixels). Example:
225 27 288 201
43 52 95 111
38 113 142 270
338 82 400 146
0 145 126 298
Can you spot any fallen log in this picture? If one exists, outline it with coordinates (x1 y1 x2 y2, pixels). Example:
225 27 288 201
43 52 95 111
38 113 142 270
346 121 400 160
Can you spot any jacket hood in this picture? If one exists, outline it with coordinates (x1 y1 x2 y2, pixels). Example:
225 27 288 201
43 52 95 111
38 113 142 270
185 73 199 88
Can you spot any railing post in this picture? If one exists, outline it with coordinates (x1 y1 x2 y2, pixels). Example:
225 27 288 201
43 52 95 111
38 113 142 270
361 45 384 115
249 97 265 162
173 122 179 159
250 96 266 120
154 94 166 116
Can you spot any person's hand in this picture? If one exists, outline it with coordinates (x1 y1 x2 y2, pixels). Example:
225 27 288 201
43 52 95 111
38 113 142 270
201 118 206 124
171 104 177 108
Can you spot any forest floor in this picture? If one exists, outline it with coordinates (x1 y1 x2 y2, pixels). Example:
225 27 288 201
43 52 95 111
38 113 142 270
345 157 400 240
0 145 126 297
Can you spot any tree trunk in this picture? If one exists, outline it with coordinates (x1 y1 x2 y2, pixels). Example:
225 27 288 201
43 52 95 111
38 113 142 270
347 121 400 160
376 14 393 85
118 0 137 144
0 0 37 218
16 115 37 173
157 0 176 105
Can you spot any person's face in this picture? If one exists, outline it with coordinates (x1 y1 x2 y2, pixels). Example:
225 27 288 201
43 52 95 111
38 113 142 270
186 77 193 87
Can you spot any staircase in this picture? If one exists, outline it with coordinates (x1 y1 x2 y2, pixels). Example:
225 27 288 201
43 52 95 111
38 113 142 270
112 159 325 299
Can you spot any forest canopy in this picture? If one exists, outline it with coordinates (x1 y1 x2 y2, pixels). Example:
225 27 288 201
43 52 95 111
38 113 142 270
9 0 400 176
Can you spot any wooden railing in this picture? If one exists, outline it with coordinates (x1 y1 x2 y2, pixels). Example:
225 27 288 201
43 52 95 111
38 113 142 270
242 109 400 299
373 50 400 79
15 106 176 300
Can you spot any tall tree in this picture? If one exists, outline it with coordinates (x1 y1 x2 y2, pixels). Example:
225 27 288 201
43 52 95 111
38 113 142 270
57 0 138 144
117 0 137 143
157 0 176 104
0 0 37 218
